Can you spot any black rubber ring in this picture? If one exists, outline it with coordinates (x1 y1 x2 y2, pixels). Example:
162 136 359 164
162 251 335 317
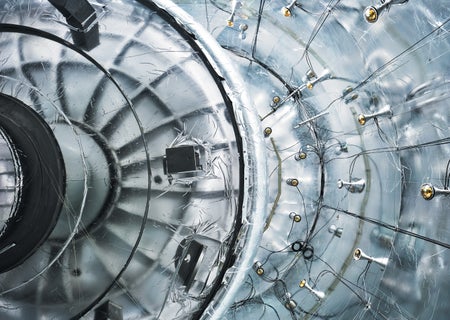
291 241 304 252
0 93 65 273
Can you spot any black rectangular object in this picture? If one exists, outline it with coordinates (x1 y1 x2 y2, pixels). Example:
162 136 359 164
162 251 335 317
94 300 123 320
48 0 100 50
178 240 205 289
165 146 200 174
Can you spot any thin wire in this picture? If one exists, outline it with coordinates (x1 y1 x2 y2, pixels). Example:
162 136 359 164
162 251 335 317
322 204 450 249
444 159 450 189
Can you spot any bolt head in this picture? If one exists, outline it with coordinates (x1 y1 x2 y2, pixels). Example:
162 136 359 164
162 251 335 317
364 6 378 23
358 114 366 125
420 183 435 200
282 7 292 17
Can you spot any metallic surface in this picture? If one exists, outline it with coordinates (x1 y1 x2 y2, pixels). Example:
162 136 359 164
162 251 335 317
0 0 448 319
0 128 20 239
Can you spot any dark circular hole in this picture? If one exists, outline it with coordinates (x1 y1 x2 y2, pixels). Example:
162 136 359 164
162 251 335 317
0 93 65 273
154 175 163 184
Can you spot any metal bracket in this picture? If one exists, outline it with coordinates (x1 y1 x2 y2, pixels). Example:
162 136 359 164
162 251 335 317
48 0 100 50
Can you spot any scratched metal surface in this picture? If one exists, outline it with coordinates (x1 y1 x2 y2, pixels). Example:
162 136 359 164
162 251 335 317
0 0 448 319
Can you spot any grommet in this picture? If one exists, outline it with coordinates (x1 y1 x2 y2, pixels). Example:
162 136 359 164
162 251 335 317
353 248 388 267
420 183 435 200
299 279 325 299
420 183 450 200
282 1 297 17
357 105 393 125
286 178 299 186
364 6 378 23
291 241 304 252
289 212 302 222
295 151 307 160
253 261 265 275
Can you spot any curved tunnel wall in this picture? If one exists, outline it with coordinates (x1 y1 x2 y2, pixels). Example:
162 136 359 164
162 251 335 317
0 0 448 319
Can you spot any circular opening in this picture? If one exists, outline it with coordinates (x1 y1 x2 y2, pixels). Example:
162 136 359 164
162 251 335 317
0 93 65 273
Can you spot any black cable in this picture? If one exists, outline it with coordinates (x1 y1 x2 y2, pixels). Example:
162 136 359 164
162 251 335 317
322 204 450 249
